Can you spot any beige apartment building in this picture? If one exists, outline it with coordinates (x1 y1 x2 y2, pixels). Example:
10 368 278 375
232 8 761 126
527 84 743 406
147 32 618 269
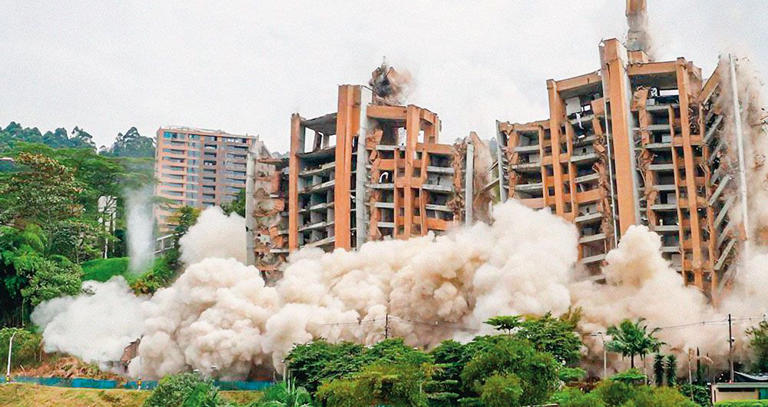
154 126 260 232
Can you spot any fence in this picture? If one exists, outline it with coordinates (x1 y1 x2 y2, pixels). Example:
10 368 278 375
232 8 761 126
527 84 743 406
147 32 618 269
1 376 272 392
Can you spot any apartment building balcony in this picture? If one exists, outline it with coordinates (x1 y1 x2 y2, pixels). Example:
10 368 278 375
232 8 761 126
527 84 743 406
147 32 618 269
301 179 335 194
575 212 603 225
299 202 333 213
580 253 606 265
653 184 676 192
570 152 600 164
572 134 597 147
422 183 453 193
425 204 453 213
510 162 541 172
304 236 335 248
368 183 394 190
661 245 680 254
425 165 454 175
514 144 540 153
299 220 334 233
650 203 677 211
652 224 679 233
579 233 606 244
300 162 335 177
514 182 543 194
648 163 675 171
574 173 600 184
644 142 672 151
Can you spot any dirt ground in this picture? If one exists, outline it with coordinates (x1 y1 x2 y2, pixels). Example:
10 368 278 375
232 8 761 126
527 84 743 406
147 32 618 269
0 383 263 407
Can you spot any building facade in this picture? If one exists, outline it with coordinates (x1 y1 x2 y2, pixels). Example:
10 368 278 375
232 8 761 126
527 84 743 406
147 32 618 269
496 38 746 299
246 68 491 275
154 126 259 231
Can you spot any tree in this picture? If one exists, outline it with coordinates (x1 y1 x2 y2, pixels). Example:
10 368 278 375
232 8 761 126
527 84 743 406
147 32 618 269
0 225 82 325
317 362 431 407
664 354 677 386
479 373 523 407
285 340 367 394
221 189 246 217
484 315 522 335
516 312 583 366
106 127 155 158
460 337 559 406
747 321 768 373
0 152 82 227
654 353 665 386
606 318 663 369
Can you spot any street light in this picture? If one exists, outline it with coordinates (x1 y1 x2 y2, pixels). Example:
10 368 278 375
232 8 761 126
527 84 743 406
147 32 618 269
5 331 17 384
591 332 607 379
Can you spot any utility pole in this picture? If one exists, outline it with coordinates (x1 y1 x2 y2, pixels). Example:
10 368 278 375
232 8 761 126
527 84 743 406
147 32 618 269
384 312 390 340
728 313 735 382
591 332 607 379
5 331 16 384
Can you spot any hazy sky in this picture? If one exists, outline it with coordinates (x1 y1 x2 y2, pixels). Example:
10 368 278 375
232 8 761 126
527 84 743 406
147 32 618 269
2 1 766 152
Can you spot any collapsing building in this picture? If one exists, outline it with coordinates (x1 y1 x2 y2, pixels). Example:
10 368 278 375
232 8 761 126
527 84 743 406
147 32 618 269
245 65 491 276
495 0 752 299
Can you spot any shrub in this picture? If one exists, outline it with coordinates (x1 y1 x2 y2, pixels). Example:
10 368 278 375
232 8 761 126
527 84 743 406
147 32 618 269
143 373 226 407
715 401 768 407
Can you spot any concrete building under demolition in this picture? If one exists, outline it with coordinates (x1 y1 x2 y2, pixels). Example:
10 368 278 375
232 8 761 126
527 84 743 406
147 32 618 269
245 65 491 281
495 0 748 299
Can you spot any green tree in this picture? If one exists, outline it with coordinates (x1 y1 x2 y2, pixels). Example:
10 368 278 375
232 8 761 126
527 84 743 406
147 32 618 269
285 340 366 394
460 337 559 406
665 354 677 386
516 312 583 366
606 318 663 369
552 387 607 407
484 315 522 334
654 353 665 386
222 189 246 217
106 127 155 158
317 362 431 407
747 321 768 373
0 225 82 325
0 152 82 227
479 373 523 407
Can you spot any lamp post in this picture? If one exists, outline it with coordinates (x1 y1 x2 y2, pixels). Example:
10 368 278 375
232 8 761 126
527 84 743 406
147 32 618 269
591 332 607 379
5 331 17 384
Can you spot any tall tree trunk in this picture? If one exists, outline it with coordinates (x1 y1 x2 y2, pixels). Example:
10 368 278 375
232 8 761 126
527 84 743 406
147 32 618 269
631 355 635 369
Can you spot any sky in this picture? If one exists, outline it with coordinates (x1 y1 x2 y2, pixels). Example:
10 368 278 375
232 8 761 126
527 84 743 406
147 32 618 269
1 1 767 152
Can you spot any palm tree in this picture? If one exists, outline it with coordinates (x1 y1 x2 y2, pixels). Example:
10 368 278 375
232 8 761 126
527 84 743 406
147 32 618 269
606 318 663 369
258 380 313 407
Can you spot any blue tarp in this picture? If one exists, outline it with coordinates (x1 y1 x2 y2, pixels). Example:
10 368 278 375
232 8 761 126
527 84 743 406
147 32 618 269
4 376 271 392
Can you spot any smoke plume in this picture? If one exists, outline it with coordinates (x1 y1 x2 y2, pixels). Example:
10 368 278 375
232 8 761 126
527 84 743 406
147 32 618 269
126 186 155 273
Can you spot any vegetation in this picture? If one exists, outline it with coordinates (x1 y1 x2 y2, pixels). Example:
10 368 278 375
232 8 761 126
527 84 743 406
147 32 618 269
747 321 768 373
553 375 697 407
257 381 312 407
714 402 768 407
606 318 663 369
0 327 42 370
0 383 261 407
81 257 131 282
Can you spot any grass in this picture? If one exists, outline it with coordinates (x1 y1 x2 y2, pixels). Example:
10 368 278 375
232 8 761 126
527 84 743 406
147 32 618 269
0 383 263 406
81 257 134 282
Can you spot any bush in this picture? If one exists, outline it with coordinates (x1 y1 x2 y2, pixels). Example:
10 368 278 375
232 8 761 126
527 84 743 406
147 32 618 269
0 327 41 370
143 373 227 407
715 401 768 407
551 387 606 407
